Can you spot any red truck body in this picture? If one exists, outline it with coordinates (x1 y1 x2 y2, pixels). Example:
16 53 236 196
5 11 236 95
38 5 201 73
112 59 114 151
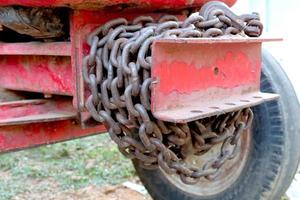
0 0 276 153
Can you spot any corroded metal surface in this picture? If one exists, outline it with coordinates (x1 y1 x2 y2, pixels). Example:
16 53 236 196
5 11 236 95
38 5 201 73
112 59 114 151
165 128 251 195
0 99 76 126
151 38 280 123
0 89 107 153
0 42 71 56
0 120 107 153
83 1 265 184
0 55 73 95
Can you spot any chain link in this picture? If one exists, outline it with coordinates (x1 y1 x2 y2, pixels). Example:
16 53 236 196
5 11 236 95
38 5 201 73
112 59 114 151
83 1 260 185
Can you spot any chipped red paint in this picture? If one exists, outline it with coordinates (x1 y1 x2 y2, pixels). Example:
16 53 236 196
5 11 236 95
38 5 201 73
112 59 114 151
0 42 73 95
0 99 75 123
0 100 48 119
0 55 73 95
0 121 106 153
0 42 71 56
151 38 280 123
0 0 236 9
153 51 260 94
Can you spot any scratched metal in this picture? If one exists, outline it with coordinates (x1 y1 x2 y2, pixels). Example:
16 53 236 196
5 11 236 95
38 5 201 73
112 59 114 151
83 1 265 184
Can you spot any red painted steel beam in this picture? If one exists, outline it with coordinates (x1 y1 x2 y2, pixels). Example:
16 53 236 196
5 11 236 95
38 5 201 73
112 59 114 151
0 98 76 126
0 55 73 95
0 0 236 10
0 42 73 95
0 42 71 56
151 38 281 123
0 121 107 153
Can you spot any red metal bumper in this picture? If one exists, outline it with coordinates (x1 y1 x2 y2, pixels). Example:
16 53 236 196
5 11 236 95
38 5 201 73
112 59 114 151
0 4 277 153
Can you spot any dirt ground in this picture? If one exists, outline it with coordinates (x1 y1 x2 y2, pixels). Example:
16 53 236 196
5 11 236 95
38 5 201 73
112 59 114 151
11 178 152 200
49 185 150 200
0 134 298 200
8 169 300 200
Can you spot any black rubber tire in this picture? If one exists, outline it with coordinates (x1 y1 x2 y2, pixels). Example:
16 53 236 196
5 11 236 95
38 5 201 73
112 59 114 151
133 50 300 200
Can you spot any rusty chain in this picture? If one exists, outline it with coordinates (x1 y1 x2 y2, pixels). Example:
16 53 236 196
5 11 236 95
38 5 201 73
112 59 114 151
83 1 260 185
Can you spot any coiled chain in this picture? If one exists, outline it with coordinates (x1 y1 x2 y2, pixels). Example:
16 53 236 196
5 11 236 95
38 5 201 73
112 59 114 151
83 2 261 184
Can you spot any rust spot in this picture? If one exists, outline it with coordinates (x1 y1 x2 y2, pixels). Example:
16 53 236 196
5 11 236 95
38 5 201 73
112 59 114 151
213 67 219 76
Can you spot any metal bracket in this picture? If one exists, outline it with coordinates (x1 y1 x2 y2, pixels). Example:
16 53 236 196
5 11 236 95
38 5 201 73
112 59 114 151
151 37 281 123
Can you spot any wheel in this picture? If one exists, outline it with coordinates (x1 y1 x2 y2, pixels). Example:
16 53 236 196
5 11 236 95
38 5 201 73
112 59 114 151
133 50 300 200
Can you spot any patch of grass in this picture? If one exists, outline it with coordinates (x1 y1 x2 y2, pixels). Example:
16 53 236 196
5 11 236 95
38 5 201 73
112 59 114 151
0 179 23 200
0 134 135 200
